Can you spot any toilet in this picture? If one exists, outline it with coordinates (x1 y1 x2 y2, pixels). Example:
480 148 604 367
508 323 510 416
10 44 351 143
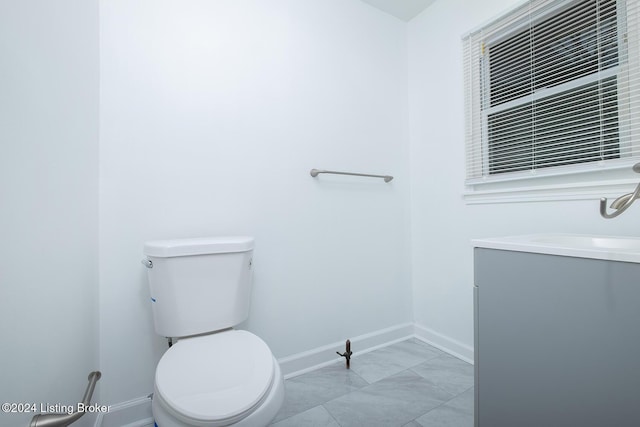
142 236 284 427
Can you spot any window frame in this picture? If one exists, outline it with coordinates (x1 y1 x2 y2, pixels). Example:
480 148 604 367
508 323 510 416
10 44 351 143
463 0 640 203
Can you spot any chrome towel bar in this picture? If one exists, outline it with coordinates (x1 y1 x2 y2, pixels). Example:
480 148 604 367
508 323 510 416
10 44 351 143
310 168 393 182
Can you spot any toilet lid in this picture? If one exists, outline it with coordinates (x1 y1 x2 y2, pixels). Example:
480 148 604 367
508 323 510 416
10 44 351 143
155 330 275 423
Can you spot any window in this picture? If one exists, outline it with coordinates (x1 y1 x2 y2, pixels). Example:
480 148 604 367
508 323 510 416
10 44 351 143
463 0 640 192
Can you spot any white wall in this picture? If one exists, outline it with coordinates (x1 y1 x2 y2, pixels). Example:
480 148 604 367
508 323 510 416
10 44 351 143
0 1 99 426
407 0 640 356
99 0 412 405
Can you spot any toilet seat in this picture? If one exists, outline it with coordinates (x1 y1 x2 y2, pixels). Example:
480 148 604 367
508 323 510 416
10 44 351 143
155 330 275 425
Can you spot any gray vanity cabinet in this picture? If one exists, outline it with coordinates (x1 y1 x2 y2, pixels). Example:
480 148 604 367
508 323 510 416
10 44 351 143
474 248 640 427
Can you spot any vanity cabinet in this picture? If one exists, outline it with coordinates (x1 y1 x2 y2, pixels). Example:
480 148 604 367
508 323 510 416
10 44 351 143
474 247 640 427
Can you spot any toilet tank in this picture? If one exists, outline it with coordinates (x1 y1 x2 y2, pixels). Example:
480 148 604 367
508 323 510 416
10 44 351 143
143 236 254 338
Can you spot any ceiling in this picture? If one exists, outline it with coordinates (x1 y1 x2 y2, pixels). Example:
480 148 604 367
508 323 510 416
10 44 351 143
359 0 436 21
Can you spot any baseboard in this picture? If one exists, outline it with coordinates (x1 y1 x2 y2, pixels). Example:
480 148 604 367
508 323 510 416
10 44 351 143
278 322 415 379
413 323 474 364
94 395 153 427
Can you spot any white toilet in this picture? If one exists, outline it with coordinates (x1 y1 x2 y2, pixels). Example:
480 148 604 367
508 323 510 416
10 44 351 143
142 236 284 427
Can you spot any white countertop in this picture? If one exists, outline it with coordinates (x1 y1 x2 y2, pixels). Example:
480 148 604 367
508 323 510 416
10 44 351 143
472 233 640 264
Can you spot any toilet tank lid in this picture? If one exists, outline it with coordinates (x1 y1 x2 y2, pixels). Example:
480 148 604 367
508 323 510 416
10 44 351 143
144 236 254 257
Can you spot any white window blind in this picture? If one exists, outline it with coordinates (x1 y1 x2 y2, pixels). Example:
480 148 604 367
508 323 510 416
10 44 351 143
463 0 640 185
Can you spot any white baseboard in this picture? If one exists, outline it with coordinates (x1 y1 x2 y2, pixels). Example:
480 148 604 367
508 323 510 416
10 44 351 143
413 323 474 364
94 395 153 427
278 322 415 379
95 322 473 426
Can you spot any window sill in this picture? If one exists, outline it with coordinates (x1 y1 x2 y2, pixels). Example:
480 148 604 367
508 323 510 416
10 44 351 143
463 178 638 205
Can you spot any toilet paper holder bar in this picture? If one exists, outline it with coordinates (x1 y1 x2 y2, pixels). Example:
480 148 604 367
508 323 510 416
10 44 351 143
30 371 102 427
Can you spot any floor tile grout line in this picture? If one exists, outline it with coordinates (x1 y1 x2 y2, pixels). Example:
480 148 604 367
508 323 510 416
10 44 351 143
381 364 473 422
347 342 448 385
408 382 475 424
321 403 344 427
345 364 373 386
320 366 460 426
271 363 373 424
406 365 462 397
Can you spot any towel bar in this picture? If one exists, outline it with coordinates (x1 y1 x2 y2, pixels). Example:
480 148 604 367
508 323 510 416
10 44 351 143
310 168 393 182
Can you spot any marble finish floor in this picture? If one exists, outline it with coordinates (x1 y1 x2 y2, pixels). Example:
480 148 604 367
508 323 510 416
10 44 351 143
271 338 474 427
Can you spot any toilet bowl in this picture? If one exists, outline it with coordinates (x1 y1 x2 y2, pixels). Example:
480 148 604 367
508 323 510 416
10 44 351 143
142 237 284 426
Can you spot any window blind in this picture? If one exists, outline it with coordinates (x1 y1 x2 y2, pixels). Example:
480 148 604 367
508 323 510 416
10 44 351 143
463 0 640 184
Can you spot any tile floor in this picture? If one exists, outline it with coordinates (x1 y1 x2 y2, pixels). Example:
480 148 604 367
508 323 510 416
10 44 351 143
270 338 474 427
